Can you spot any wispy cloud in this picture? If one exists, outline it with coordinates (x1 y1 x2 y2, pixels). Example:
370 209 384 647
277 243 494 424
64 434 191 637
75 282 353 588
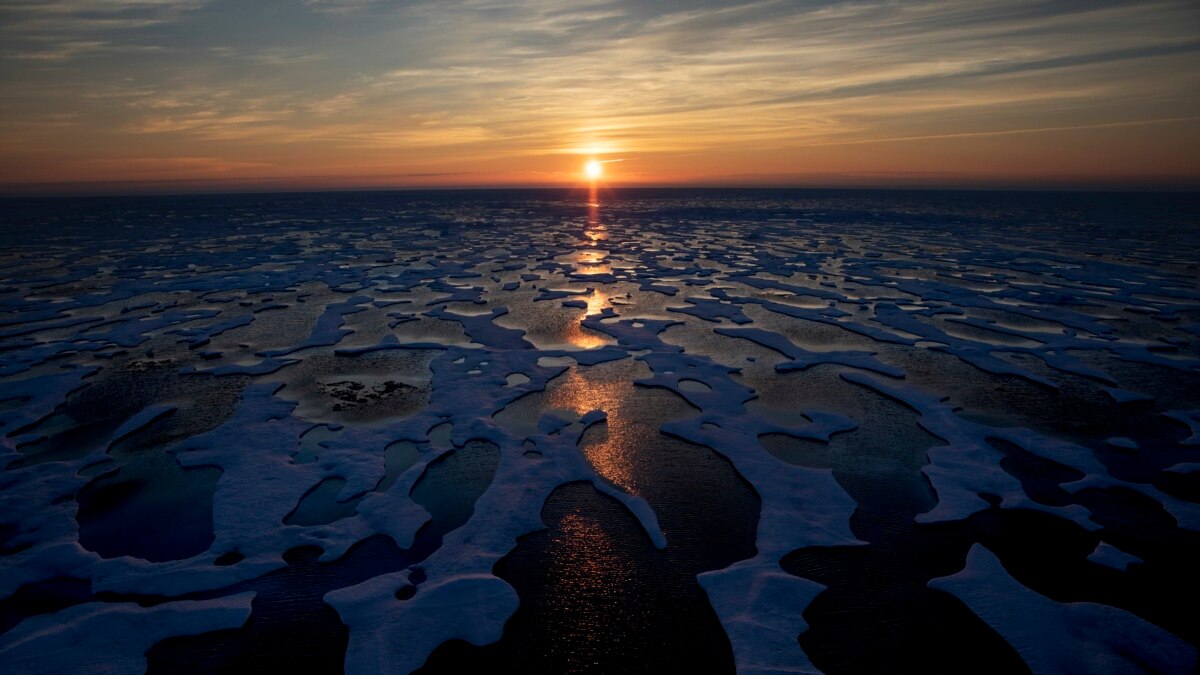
1 0 1197 189
0 0 208 34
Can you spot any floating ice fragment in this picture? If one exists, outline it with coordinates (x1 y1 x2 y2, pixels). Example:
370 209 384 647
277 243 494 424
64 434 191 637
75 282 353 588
932 545 1194 674
1103 387 1154 404
1105 437 1138 450
1162 410 1200 445
1087 541 1142 571
0 593 255 674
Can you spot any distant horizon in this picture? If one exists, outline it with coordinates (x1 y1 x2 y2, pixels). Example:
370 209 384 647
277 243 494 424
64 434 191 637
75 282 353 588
4 177 1200 200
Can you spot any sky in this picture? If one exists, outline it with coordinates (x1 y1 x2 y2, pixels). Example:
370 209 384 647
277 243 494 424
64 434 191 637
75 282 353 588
0 0 1198 193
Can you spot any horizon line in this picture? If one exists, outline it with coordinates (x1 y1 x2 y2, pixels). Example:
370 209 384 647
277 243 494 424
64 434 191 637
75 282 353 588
4 180 1200 200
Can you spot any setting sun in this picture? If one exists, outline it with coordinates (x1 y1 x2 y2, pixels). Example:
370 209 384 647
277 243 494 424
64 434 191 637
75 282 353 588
584 160 603 180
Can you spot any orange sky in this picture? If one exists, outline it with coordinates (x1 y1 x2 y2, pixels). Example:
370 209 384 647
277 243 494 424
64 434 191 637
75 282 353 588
1 1 1198 193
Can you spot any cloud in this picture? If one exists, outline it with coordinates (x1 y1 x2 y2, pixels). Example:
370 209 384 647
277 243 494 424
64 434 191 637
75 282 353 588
0 0 208 33
303 0 385 15
66 155 271 173
0 0 1197 188
0 0 207 60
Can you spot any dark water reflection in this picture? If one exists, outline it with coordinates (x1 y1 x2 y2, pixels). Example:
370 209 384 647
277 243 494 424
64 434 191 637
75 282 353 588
418 482 739 675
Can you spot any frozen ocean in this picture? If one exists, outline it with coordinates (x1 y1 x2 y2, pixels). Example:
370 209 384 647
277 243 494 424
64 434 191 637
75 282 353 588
0 188 1197 674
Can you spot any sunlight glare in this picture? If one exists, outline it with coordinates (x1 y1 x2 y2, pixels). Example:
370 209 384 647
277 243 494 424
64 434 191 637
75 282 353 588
585 160 602 180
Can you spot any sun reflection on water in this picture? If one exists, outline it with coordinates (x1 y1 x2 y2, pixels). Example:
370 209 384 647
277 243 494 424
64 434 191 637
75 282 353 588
573 249 612 277
561 187 613 348
559 288 612 349
544 365 641 493
584 184 605 240
544 510 634 658
546 186 644 490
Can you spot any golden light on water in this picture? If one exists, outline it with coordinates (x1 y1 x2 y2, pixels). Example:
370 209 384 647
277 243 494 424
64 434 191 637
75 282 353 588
562 326 610 350
562 291 612 349
574 249 612 277
584 290 607 317
544 511 633 651
587 185 600 214
544 364 643 494
571 185 610 348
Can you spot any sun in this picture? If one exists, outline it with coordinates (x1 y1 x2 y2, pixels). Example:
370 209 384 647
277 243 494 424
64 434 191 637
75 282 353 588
584 160 602 180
